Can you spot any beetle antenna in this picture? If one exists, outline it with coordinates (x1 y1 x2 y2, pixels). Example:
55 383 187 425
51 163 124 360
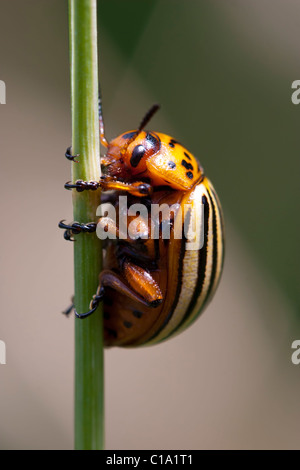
138 103 160 132
98 85 109 148
121 103 161 155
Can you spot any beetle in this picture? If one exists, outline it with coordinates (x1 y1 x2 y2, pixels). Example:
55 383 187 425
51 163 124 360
61 101 225 347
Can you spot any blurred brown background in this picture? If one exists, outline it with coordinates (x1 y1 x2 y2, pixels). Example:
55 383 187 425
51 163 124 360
0 0 299 449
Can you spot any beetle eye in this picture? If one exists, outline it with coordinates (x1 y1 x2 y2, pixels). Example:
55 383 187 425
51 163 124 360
130 145 146 167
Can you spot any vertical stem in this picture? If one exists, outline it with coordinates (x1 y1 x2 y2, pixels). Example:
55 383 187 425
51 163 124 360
69 0 104 450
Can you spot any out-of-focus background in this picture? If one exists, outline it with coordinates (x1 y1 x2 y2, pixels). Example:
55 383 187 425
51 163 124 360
0 0 299 450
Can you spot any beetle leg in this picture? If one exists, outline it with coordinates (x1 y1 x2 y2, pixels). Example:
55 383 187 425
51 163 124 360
59 216 145 242
64 180 100 192
62 302 74 316
65 176 152 197
97 217 128 240
75 271 151 319
58 220 97 241
121 259 163 307
97 216 149 243
75 286 105 319
75 263 163 319
100 178 152 197
65 146 79 163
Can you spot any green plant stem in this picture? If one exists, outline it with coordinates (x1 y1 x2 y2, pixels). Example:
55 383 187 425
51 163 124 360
69 0 104 450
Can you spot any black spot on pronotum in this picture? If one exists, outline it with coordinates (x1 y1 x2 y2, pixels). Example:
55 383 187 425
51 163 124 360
184 151 192 161
145 132 161 153
122 131 137 140
186 171 193 179
132 310 143 318
123 320 133 328
181 159 194 171
168 161 176 169
168 138 178 148
130 145 145 167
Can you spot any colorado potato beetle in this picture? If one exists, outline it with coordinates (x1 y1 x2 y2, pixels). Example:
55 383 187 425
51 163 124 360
61 101 225 347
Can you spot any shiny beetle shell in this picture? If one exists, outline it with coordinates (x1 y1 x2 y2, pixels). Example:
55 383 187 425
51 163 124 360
99 129 225 347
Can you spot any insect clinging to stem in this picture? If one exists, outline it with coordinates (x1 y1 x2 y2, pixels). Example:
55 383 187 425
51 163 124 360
60 94 225 347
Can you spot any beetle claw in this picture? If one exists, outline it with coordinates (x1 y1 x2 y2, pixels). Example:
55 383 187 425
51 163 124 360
58 220 97 241
65 146 80 163
74 287 105 319
62 303 75 316
64 179 100 191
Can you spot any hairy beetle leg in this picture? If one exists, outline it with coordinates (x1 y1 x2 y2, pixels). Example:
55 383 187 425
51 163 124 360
58 220 97 241
65 146 79 163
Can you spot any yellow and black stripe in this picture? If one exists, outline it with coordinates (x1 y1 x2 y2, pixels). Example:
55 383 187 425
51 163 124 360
142 177 224 345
